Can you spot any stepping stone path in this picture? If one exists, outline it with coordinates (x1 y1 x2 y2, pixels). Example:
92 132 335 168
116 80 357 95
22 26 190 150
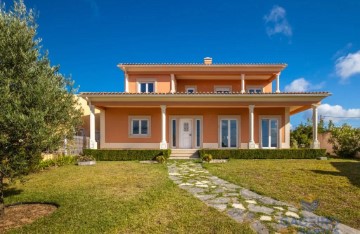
167 161 360 234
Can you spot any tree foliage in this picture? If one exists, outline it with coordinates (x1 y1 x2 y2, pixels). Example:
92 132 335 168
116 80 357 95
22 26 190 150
290 118 327 148
328 124 360 158
0 0 82 214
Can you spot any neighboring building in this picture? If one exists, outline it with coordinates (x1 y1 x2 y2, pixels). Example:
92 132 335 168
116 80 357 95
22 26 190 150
80 57 330 150
77 96 100 142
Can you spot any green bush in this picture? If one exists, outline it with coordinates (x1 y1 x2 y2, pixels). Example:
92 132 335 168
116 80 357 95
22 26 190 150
199 149 325 159
328 124 360 158
36 155 76 170
201 153 213 162
83 149 171 161
155 156 166 164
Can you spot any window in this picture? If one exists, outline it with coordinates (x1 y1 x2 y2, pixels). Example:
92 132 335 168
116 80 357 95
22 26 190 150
185 86 197 93
172 119 176 147
248 87 263 93
196 119 201 147
139 82 154 93
215 86 231 93
220 119 238 148
261 118 279 148
129 117 151 137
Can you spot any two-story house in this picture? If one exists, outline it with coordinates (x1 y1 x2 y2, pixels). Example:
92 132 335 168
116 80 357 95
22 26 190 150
80 57 330 152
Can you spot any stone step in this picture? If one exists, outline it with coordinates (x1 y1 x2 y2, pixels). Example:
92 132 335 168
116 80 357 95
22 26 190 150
170 149 200 159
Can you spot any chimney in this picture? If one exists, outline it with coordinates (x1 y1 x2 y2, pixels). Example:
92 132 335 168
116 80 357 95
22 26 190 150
204 57 212 65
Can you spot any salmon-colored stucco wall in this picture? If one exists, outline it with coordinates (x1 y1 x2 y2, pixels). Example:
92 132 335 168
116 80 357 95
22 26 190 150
176 80 242 92
128 74 171 93
105 108 162 143
104 107 285 146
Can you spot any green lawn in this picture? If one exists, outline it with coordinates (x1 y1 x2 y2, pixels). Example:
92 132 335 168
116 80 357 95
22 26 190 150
4 162 253 233
203 159 360 229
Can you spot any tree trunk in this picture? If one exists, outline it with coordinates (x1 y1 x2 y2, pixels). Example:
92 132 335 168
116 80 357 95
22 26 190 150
0 174 4 217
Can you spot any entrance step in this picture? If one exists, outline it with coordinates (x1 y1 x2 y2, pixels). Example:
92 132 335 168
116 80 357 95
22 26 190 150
169 149 200 160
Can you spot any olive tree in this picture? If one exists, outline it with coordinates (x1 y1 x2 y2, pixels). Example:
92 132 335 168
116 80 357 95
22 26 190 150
0 0 82 215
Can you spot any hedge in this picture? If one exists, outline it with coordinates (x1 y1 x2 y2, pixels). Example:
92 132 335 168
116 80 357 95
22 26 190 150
83 149 171 161
199 149 326 159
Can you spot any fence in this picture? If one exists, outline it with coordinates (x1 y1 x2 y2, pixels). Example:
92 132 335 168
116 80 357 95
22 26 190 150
57 136 90 155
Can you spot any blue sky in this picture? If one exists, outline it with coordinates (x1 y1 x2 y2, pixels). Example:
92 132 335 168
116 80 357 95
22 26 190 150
4 0 360 126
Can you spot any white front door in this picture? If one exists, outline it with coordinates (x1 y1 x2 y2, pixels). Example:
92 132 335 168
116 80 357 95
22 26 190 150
179 119 192 148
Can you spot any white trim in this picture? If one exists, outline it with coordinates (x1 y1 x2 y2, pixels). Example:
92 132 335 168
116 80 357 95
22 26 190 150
259 115 281 149
128 116 151 138
218 115 241 148
102 142 160 149
136 79 157 93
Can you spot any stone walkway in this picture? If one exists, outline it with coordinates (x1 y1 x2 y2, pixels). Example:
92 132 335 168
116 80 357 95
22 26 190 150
167 161 360 234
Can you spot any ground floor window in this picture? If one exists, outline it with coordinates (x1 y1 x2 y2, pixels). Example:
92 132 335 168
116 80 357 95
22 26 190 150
220 119 238 148
261 118 278 148
129 116 151 137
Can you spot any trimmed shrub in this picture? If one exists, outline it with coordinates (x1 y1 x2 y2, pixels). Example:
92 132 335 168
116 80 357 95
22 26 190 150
199 149 325 159
36 155 76 170
83 149 171 161
201 153 213 162
156 156 166 164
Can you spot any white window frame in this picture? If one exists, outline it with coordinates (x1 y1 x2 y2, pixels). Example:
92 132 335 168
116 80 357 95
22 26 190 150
137 79 156 93
129 116 151 137
214 85 232 93
185 85 197 93
247 86 263 94
259 115 281 149
218 115 241 148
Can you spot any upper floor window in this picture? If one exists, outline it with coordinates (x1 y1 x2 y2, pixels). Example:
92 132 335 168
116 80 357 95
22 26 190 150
185 86 197 93
139 82 154 93
248 87 263 94
215 86 231 94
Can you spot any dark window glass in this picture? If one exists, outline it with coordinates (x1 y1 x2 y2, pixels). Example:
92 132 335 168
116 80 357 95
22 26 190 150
196 119 200 147
140 83 146 93
221 120 228 147
133 120 139 134
148 83 154 92
141 120 148 134
172 119 176 147
230 120 237 147
261 119 269 147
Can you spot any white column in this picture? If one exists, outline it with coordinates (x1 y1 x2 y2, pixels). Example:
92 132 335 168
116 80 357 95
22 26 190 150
284 107 290 148
89 103 98 149
160 105 168 149
248 105 256 149
276 73 280 93
170 74 176 93
125 73 129 92
311 104 320 149
241 74 245 93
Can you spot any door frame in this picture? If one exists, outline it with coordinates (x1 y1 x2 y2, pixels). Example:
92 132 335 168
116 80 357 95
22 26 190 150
169 115 203 149
218 115 241 148
259 115 281 149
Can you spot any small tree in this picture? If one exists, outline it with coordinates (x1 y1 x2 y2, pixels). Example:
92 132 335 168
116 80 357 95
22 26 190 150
290 118 326 148
0 0 82 215
328 124 360 158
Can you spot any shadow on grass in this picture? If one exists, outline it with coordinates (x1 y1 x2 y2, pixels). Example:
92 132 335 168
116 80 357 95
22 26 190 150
311 161 360 188
4 187 23 198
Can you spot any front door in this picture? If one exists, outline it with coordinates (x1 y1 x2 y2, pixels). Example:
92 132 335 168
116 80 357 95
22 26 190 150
179 119 192 148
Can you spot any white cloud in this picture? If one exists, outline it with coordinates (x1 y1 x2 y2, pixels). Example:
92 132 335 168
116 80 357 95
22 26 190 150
335 50 360 80
284 78 324 92
318 104 360 122
264 5 292 37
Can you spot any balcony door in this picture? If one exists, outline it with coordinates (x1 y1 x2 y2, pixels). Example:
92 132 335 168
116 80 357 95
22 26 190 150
261 118 278 148
220 119 238 148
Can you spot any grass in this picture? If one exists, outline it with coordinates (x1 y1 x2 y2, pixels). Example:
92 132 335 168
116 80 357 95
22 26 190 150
203 158 360 229
4 162 253 233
